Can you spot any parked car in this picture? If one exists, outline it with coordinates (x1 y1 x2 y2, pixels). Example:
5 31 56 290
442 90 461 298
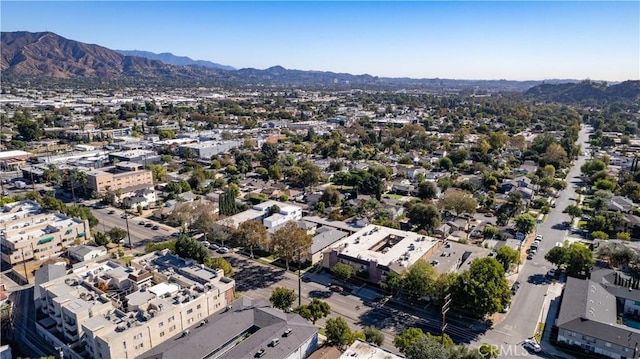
527 253 534 260
511 281 521 294
145 223 153 228
108 210 116 214
152 225 160 230
547 269 556 278
171 232 181 237
500 305 510 313
139 220 146 225
202 241 211 248
217 247 229 254
535 234 543 241
210 243 220 250
523 339 541 353
329 285 344 293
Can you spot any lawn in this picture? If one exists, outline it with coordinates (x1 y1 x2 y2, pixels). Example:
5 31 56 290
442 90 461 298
384 193 406 200
535 322 545 343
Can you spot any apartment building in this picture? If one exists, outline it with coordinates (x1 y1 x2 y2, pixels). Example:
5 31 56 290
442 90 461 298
0 200 90 269
35 251 236 359
86 165 154 194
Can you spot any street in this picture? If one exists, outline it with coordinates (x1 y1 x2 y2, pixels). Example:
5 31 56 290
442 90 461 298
474 124 592 357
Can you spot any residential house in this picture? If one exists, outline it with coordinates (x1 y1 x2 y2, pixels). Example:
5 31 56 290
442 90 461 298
608 196 636 213
67 245 107 262
309 227 349 265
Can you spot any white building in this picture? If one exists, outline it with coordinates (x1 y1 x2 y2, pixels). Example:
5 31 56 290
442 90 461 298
67 245 107 262
35 251 236 359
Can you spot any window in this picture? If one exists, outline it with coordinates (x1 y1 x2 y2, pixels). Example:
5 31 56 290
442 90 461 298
169 325 176 332
606 342 612 348
197 304 201 310
187 309 193 314
198 313 202 318
123 342 127 349
134 333 142 340
168 315 175 322
158 321 164 328
160 331 165 337
188 318 194 324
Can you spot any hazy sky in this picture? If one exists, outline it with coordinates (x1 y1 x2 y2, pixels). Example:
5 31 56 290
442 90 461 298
2 1 639 81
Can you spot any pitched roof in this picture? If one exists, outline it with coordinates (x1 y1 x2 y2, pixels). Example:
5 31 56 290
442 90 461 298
139 298 317 359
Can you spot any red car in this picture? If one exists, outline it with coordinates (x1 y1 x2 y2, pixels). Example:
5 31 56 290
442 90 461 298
329 285 344 293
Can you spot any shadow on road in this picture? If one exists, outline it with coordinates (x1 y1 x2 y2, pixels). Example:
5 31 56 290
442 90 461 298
226 256 286 291
528 274 549 285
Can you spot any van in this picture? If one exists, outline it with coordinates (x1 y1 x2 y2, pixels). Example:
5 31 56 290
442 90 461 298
271 338 280 347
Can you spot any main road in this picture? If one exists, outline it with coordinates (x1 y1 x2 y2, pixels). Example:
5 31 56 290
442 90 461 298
90 206 175 248
475 125 592 356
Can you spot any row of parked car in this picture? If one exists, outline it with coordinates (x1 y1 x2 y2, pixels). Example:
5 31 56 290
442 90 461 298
527 234 543 260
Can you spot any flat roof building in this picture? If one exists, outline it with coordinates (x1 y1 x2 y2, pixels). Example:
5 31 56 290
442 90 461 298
35 251 236 359
322 225 442 284
0 200 90 271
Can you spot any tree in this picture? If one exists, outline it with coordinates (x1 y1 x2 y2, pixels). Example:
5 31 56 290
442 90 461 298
478 344 500 359
416 181 437 200
325 317 353 348
219 186 239 216
406 203 441 232
332 263 354 284
175 235 209 263
382 271 403 295
205 257 233 276
319 186 341 206
107 227 127 243
566 242 595 277
236 220 268 258
404 336 451 359
363 326 385 346
269 287 297 311
270 221 312 270
564 205 583 223
260 142 279 168
439 157 453 171
393 327 425 353
94 231 110 246
442 190 477 217
296 299 331 324
403 259 437 299
591 231 609 240
513 213 536 235
451 258 511 317
495 245 520 272
545 246 568 270
482 225 500 239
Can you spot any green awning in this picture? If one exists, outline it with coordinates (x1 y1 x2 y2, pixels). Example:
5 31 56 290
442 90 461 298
38 237 54 245
65 229 73 235
77 232 85 237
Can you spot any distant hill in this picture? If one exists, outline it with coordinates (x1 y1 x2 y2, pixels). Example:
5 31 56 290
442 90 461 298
3 30 616 93
525 80 640 103
116 50 235 71
1 31 220 79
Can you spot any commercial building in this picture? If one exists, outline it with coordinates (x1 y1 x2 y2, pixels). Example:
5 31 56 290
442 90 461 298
0 150 33 170
139 297 318 359
35 251 236 359
108 149 161 165
178 140 241 160
86 164 154 194
322 225 442 284
0 200 90 270
340 340 404 359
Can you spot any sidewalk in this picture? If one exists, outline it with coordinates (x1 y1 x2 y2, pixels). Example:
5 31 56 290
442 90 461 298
537 281 576 359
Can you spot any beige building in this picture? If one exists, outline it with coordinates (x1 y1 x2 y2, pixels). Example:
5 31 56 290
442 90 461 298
35 251 236 359
0 200 90 269
87 165 153 194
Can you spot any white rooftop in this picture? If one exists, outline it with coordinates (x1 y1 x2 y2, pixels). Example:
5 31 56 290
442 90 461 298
331 225 440 268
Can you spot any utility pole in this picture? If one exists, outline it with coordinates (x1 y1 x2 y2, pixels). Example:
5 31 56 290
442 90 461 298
20 247 28 282
441 293 451 340
124 210 132 249
298 248 302 307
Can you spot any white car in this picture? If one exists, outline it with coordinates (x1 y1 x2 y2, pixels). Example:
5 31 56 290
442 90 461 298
217 247 230 254
547 269 556 277
202 241 211 248
535 235 543 241
523 339 541 353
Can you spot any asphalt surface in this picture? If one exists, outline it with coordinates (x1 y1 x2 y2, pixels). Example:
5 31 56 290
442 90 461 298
90 206 175 248
474 124 592 358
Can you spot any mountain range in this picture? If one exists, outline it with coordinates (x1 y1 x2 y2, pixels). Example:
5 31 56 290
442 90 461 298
116 50 235 71
1 30 638 100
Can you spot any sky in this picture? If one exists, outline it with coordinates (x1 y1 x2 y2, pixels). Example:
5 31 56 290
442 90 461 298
1 1 639 81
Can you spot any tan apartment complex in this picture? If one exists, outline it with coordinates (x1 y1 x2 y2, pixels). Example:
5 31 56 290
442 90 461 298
87 165 153 194
35 251 236 359
0 200 90 269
